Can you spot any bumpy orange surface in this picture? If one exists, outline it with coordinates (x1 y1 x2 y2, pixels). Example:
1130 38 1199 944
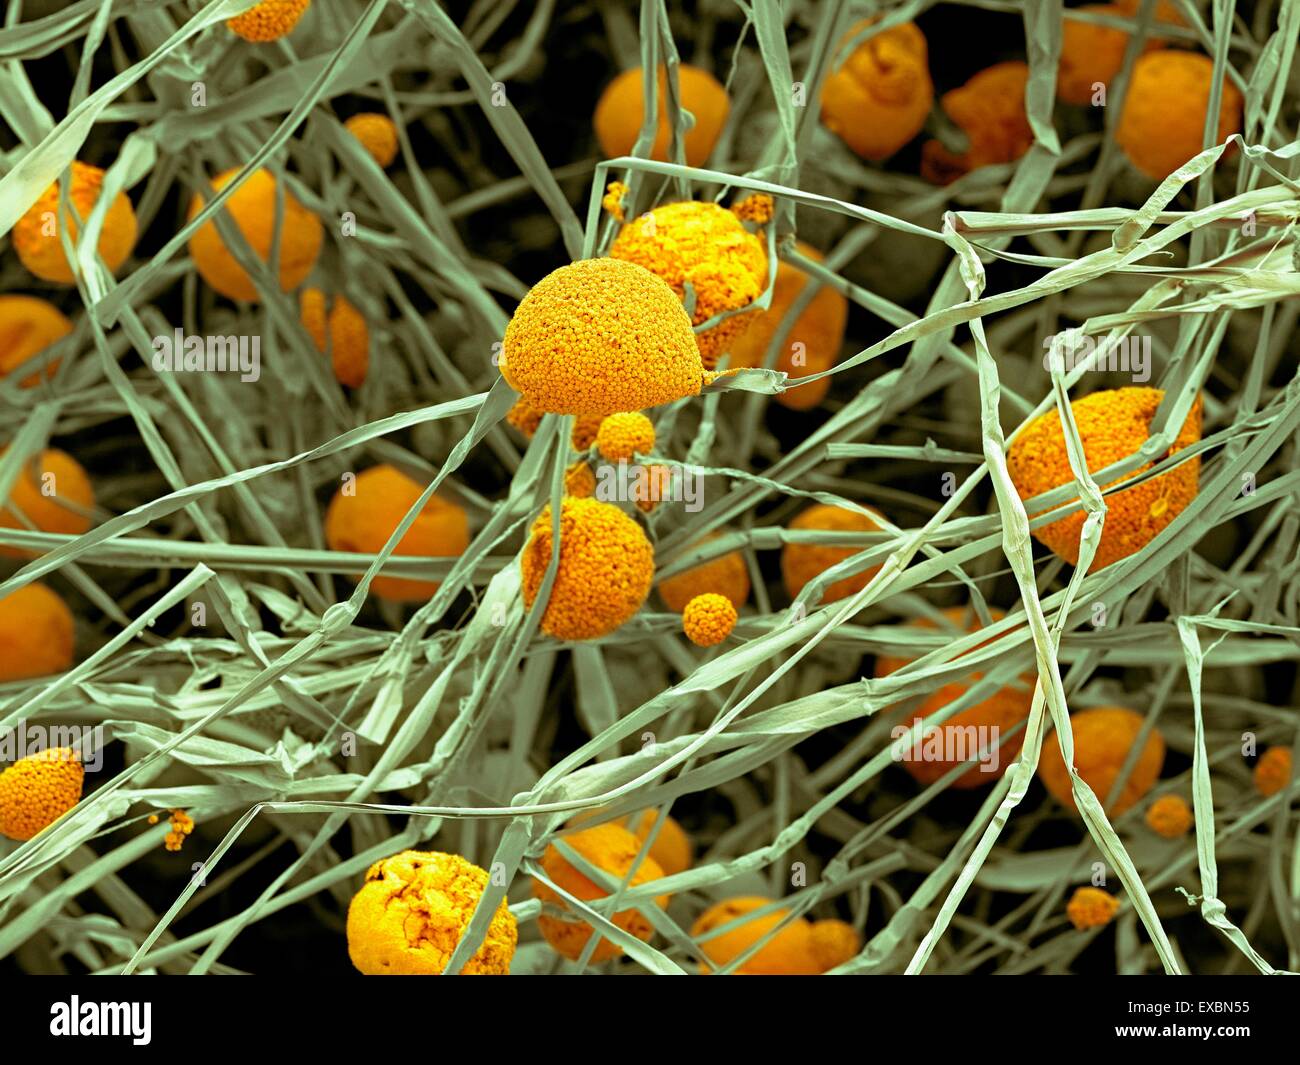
609 201 768 367
820 20 933 160
1066 886 1120 930
519 497 654 641
346 850 516 975
595 412 655 463
301 288 369 388
187 167 323 302
1112 51 1242 179
565 461 596 498
502 259 704 417
622 810 693 877
1058 4 1159 106
1007 387 1202 571
14 162 137 284
1145 793 1193 838
809 919 861 971
594 65 730 167
0 296 73 388
921 61 1032 183
691 897 855 975
1254 746 1292 798
344 112 400 168
534 823 668 962
658 532 751 614
323 465 470 602
0 748 84 842
1117 52 1243 179
227 0 310 42
505 397 605 451
162 808 195 852
876 607 1033 789
0 583 75 681
682 592 737 647
1038 706 1165 816
0 448 95 558
781 503 884 604
728 243 847 409
632 464 673 514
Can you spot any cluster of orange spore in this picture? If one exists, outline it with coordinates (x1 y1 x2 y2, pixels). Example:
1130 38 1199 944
1145 794 1193 838
1007 388 1202 572
158 809 195 852
595 412 655 463
227 0 311 42
0 748 84 842
503 259 705 417
519 498 654 641
609 201 768 368
1066 886 1120 931
347 850 516 975
682 593 737 647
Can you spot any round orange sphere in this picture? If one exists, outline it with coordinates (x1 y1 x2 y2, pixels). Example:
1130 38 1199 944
781 503 885 604
0 296 73 388
820 20 933 160
728 243 847 409
14 162 137 284
0 448 95 558
0 583 75 681
658 532 751 614
594 65 730 167
875 607 1033 789
323 465 470 602
187 167 323 302
519 497 655 641
1038 706 1164 816
301 288 369 388
533 823 668 963
0 747 84 842
1007 388 1201 572
1117 51 1243 180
